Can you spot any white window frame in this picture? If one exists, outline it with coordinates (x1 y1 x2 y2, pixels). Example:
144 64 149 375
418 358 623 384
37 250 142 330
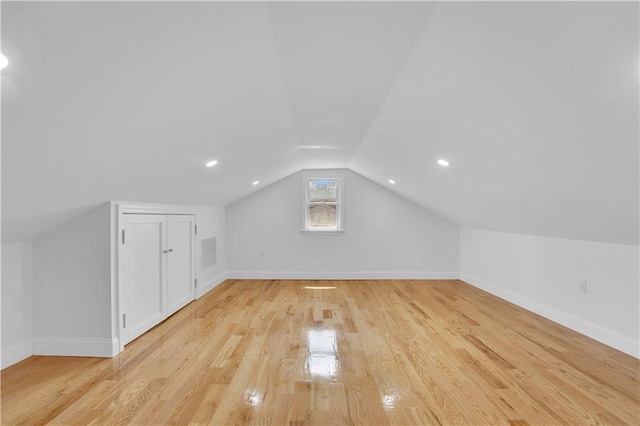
301 173 345 234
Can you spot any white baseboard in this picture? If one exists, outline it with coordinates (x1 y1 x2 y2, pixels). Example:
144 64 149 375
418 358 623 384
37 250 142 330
1 340 33 369
196 272 228 298
226 270 459 280
33 337 119 358
460 272 640 358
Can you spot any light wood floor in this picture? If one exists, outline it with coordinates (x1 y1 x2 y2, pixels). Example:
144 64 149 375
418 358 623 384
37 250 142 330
2 279 639 425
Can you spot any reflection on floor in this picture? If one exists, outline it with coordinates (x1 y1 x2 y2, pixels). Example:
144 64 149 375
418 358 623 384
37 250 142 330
307 329 339 378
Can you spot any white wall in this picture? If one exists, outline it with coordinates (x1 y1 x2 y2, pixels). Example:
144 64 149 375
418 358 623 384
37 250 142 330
1 241 34 368
33 203 114 357
460 228 640 357
227 169 459 278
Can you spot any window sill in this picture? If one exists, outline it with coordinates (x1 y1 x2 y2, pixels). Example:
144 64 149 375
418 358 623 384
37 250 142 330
300 229 345 235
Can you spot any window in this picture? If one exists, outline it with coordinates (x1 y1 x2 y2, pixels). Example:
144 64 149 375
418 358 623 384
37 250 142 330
303 175 344 233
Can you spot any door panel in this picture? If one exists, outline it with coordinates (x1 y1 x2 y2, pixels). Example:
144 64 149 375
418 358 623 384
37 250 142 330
121 214 167 346
167 215 195 316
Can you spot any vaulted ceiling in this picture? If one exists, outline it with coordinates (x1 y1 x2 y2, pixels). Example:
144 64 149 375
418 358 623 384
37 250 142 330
2 1 638 244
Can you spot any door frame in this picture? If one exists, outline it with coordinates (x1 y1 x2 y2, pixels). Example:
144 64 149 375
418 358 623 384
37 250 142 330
116 203 199 354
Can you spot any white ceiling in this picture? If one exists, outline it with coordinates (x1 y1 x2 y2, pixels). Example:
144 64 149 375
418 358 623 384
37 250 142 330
2 1 638 245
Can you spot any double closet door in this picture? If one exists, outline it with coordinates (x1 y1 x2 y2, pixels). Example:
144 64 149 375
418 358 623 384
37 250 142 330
121 214 196 346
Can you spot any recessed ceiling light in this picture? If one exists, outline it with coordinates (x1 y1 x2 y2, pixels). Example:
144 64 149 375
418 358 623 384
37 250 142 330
205 160 218 167
296 145 340 150
252 180 260 186
388 179 396 185
0 53 8 70
437 159 450 167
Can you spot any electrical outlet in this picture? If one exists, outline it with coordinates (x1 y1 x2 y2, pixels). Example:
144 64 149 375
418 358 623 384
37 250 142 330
259 249 265 258
578 281 587 294
14 294 24 311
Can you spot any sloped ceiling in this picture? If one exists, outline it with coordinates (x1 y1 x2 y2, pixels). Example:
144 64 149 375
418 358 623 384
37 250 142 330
2 1 638 245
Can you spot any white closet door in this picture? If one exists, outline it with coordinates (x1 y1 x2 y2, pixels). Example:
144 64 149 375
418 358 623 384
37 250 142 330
167 215 196 316
121 214 168 346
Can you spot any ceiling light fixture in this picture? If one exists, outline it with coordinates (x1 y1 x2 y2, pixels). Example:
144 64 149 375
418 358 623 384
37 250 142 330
388 179 396 184
437 159 450 167
0 53 8 70
252 180 260 186
205 160 218 167
296 145 340 150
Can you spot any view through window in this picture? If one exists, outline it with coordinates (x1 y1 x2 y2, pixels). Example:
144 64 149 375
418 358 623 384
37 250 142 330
306 178 340 230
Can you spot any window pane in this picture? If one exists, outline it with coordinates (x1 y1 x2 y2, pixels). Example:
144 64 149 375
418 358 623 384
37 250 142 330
308 179 337 203
305 178 340 230
308 203 337 228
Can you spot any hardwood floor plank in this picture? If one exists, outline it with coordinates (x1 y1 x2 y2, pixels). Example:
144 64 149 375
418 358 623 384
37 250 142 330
2 279 638 425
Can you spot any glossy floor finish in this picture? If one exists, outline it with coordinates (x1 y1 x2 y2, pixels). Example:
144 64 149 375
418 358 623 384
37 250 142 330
2 280 639 425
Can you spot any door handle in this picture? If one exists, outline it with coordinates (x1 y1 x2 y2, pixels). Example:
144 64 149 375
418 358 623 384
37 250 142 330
163 249 174 254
